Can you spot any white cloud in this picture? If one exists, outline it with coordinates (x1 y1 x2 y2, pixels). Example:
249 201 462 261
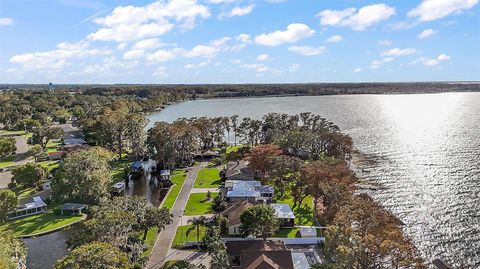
353 68 362 73
317 4 395 31
10 40 111 71
325 35 343 43
153 66 167 77
256 54 269 61
437 54 451 61
88 0 210 42
147 49 178 62
288 46 326 56
123 49 145 60
241 63 270 73
408 0 478 21
382 48 417 57
378 39 392 46
133 38 165 50
184 45 219 58
224 4 255 17
254 23 315 46
235 34 252 44
409 54 451 66
418 29 438 39
370 56 396 69
0 17 13 26
289 64 299 72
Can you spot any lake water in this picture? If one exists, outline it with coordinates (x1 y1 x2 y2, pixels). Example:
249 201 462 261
147 93 480 268
24 168 165 269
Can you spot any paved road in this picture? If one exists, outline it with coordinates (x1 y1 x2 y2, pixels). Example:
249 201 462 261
0 136 31 189
146 162 205 269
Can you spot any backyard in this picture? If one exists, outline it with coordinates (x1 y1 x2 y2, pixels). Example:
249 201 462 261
0 205 84 236
184 192 218 216
275 194 315 226
194 168 222 188
172 224 207 247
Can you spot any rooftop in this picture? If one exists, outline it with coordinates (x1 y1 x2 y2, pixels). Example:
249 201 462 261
271 204 295 219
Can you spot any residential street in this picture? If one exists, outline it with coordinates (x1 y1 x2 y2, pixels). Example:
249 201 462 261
146 162 206 269
0 135 31 189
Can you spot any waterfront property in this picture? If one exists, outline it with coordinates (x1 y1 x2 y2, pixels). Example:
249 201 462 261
223 160 254 181
271 203 295 228
226 240 294 269
221 180 274 203
7 196 47 220
60 203 88 215
223 200 252 235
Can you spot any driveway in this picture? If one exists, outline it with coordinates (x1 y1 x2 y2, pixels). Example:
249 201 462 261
0 136 32 189
146 162 206 269
190 187 219 193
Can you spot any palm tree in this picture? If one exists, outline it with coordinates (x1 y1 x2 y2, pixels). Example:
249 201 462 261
186 216 207 249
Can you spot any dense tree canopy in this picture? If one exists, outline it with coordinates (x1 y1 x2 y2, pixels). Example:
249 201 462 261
0 231 26 269
0 137 16 160
11 163 48 188
55 242 130 269
240 204 280 240
52 147 113 204
0 190 17 222
325 194 425 269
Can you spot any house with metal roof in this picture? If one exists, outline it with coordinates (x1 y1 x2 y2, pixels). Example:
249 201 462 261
7 196 47 220
224 160 255 181
222 180 274 203
270 203 295 227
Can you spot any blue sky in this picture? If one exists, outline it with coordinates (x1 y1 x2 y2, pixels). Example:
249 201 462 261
0 0 479 84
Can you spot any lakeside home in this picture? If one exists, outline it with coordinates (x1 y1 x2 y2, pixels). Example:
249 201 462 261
7 197 47 220
221 180 274 203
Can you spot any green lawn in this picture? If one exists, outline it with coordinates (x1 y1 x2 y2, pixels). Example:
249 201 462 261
184 192 218 216
142 227 159 257
225 145 246 154
275 195 315 226
194 168 222 188
0 130 27 136
10 184 37 199
0 206 84 236
46 140 62 153
172 225 206 247
110 159 130 183
273 227 323 238
37 160 59 172
162 170 188 210
0 155 15 168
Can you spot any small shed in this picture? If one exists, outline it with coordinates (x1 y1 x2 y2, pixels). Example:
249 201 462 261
60 203 88 215
160 170 171 181
299 227 317 238
112 182 125 194
271 203 295 227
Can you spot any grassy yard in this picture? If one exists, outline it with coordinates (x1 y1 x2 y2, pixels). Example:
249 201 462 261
0 155 15 169
225 145 246 154
172 225 206 247
37 160 59 172
10 184 37 199
194 168 221 188
273 227 323 238
46 139 62 153
110 159 130 183
0 130 27 136
162 170 188 210
142 227 159 257
184 192 218 216
275 195 315 226
0 205 84 236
